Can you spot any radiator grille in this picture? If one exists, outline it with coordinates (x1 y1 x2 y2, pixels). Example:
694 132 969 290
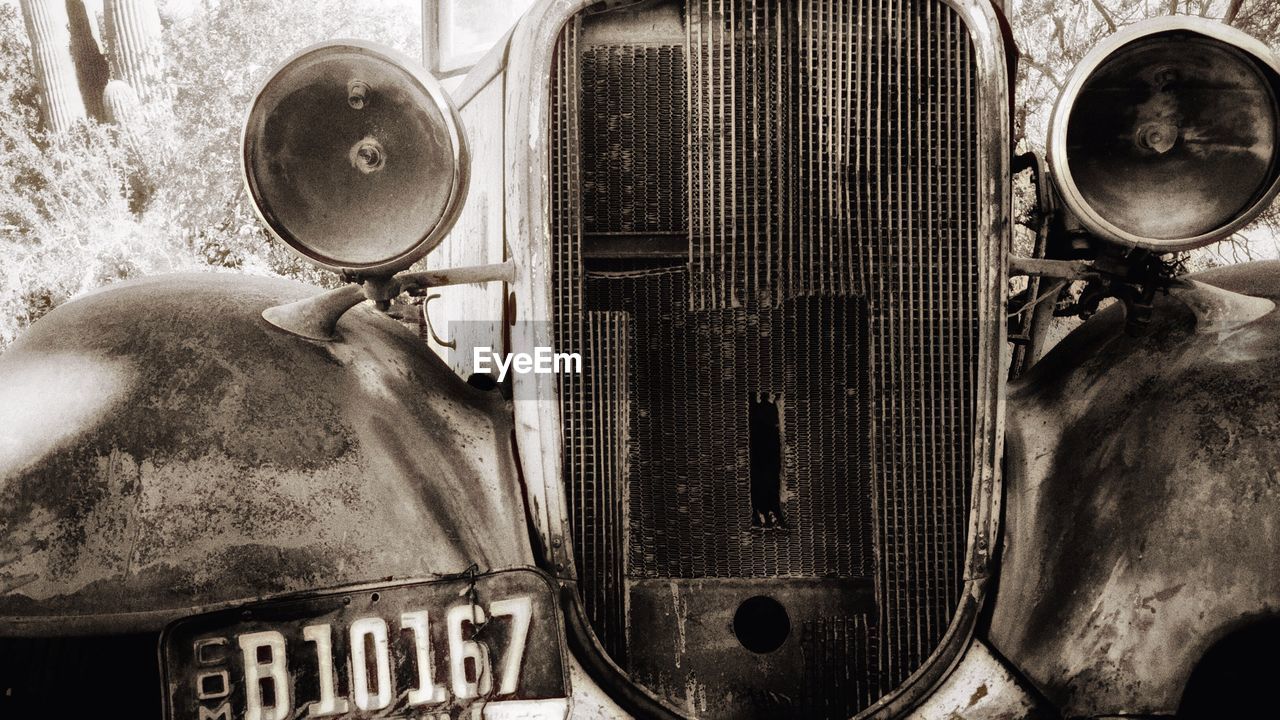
551 0 982 712
584 268 873 579
689 0 867 307
580 45 686 235
563 311 631 661
802 615 879 716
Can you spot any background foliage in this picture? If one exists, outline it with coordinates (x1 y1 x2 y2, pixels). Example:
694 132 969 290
2 0 1279 348
0 0 418 347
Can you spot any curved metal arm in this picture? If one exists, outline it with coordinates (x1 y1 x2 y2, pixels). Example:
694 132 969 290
261 284 367 342
421 293 456 349
261 260 517 341
1169 278 1275 335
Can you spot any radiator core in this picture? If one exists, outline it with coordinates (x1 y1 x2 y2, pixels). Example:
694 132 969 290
551 0 981 714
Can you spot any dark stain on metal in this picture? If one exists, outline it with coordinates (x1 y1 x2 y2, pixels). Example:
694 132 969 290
968 682 989 708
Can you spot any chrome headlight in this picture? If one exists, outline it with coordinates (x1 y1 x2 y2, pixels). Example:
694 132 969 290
1050 17 1280 252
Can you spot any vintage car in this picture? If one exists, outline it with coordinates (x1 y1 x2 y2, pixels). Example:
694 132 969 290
2 0 1279 718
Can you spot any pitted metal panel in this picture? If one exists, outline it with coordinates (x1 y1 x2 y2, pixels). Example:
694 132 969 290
992 262 1280 717
0 273 531 632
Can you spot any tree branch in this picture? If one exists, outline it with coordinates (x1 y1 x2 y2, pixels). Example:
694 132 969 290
1051 16 1065 54
1022 55 1064 91
1224 0 1245 25
1091 0 1118 31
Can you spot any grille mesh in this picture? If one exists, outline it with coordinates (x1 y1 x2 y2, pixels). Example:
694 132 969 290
801 615 879 715
552 0 981 709
563 311 630 662
584 268 873 579
580 45 686 235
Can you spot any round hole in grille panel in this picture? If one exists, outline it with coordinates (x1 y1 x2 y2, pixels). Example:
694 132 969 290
550 0 984 716
733 596 791 654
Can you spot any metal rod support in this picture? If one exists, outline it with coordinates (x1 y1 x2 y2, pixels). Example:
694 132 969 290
1008 256 1103 282
261 260 518 341
398 260 517 294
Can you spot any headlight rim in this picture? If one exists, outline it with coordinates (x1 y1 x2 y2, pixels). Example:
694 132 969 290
241 38 471 278
1047 15 1280 253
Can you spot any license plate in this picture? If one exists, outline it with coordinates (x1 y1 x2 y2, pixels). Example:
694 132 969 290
161 569 568 720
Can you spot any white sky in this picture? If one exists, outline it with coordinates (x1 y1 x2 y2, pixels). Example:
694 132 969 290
156 0 421 22
145 0 529 69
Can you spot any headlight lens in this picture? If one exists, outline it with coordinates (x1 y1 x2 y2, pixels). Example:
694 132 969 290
243 41 469 276
1050 18 1280 251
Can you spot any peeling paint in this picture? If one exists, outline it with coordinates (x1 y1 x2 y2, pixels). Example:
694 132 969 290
671 580 686 666
684 675 708 715
906 640 1051 719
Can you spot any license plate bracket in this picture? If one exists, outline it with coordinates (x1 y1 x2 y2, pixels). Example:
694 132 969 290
161 568 567 720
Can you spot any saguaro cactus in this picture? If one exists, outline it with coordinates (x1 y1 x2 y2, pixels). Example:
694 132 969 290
18 0 88 134
104 0 165 103
102 78 152 212
101 78 140 129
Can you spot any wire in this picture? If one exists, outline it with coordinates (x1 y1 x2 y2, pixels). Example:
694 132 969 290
1007 279 1069 319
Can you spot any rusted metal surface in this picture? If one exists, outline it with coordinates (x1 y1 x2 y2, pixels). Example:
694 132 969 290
905 639 1054 720
624 577 877 719
990 260 1280 716
565 646 633 719
0 273 531 634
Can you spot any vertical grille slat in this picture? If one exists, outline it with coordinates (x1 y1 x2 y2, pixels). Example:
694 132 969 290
576 310 630 660
552 0 983 713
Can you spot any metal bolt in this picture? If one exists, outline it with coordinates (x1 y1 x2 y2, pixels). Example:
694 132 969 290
349 136 386 174
1135 122 1178 155
347 79 370 110
1151 66 1178 89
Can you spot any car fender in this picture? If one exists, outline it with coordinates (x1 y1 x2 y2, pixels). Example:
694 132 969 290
0 273 532 634
989 261 1280 716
